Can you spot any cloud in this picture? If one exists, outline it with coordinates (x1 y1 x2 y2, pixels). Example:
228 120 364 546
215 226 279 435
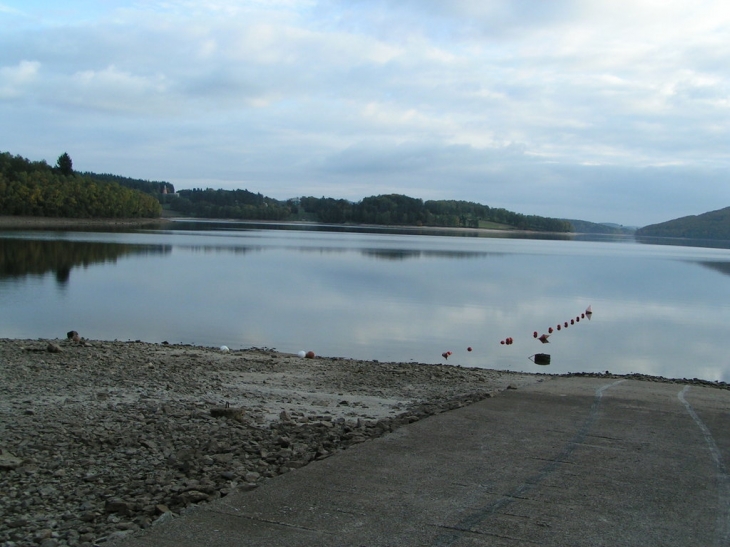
0 60 40 99
0 0 728 226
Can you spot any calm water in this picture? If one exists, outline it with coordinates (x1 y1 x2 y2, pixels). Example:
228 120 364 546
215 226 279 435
2 221 730 381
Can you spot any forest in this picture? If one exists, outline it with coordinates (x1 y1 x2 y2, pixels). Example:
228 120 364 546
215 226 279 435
2 150 574 232
0 152 161 218
169 188 293 221
298 194 573 232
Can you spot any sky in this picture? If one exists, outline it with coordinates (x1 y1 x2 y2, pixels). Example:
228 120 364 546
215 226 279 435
0 0 728 227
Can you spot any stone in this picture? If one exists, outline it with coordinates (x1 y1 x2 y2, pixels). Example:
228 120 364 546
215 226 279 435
175 490 210 505
210 406 244 420
0 337 514 545
105 498 133 516
243 471 260 482
0 448 23 470
47 342 62 353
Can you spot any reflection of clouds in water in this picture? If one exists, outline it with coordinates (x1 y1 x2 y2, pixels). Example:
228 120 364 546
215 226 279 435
3 229 730 381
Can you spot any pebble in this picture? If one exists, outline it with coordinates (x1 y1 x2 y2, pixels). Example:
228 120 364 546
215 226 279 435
0 337 535 546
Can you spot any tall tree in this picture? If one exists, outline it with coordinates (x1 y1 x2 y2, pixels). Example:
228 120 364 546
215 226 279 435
56 152 73 176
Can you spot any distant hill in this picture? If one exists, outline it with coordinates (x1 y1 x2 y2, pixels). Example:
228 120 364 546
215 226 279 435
564 219 636 235
636 207 730 240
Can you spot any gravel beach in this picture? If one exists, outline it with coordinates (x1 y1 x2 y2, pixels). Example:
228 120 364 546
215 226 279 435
0 338 542 547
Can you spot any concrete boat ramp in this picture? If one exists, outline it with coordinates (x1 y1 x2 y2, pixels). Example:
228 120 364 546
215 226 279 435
116 377 730 546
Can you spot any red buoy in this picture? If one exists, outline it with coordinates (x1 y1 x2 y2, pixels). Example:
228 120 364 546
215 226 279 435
442 352 450 359
557 325 561 331
467 346 472 352
305 351 315 359
564 322 569 328
570 319 575 325
548 327 553 334
533 331 538 338
500 340 505 345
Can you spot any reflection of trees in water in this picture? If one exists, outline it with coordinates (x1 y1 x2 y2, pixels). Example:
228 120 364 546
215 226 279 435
0 238 171 284
696 261 730 278
637 236 730 250
360 249 500 261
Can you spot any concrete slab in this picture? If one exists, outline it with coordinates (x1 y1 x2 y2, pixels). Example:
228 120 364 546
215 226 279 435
115 377 730 546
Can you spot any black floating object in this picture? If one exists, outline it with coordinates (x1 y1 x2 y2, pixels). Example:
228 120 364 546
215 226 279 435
529 353 551 365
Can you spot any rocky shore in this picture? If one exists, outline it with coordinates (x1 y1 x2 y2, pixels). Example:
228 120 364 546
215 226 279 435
0 216 171 230
0 338 542 547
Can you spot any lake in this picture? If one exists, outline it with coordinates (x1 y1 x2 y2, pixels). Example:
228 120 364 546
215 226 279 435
2 220 730 381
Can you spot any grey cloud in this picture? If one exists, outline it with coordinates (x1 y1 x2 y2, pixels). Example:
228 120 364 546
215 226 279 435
0 0 728 228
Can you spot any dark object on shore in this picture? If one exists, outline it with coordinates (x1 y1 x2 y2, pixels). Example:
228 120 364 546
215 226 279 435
305 351 316 359
67 330 78 339
529 353 551 365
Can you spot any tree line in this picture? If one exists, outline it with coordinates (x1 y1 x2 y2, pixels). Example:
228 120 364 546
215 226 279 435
0 152 161 218
169 188 293 220
164 189 570 231
298 194 572 232
2 150 572 232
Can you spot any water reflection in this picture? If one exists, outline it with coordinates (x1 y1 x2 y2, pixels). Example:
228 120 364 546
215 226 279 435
2 226 730 382
0 238 170 285
694 261 730 277
168 219 579 241
637 236 730 250
360 249 500 260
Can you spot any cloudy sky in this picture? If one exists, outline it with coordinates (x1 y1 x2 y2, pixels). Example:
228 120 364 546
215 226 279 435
1 0 728 226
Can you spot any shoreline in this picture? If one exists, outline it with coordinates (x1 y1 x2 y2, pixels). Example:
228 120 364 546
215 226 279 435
0 214 577 238
0 216 173 230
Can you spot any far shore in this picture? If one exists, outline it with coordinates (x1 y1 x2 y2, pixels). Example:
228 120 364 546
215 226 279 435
0 214 581 237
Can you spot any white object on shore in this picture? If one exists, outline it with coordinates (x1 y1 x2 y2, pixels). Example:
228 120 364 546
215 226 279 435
220 345 230 353
298 350 306 358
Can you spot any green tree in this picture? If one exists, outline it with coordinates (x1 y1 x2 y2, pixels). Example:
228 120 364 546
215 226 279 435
56 153 73 176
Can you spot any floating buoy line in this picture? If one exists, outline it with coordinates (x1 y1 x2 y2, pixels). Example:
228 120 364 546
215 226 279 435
440 305 593 367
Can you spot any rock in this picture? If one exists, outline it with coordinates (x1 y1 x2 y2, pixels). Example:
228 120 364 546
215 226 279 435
47 342 62 353
243 471 260 483
152 511 176 527
105 498 133 516
175 490 210 505
0 449 23 469
0 337 528 545
210 406 244 420
212 453 233 464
